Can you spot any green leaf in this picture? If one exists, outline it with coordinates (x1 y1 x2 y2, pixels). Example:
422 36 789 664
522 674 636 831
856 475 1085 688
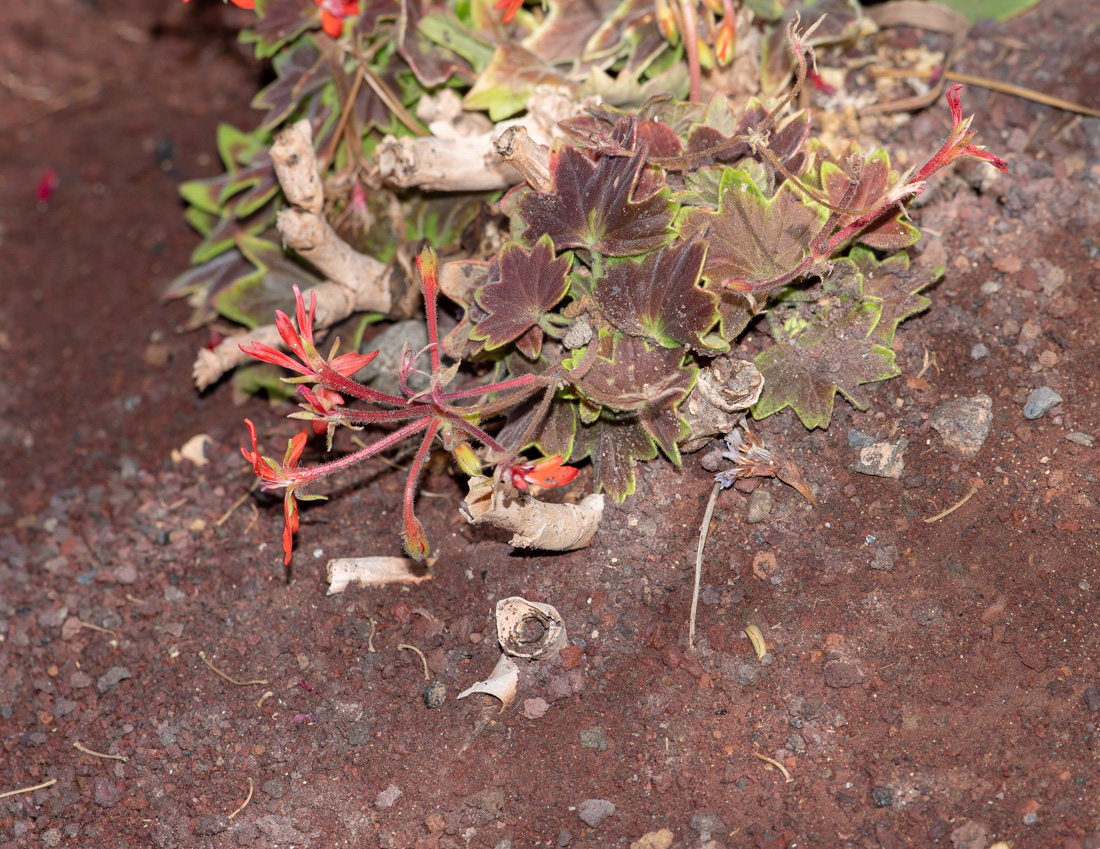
462 44 577 121
216 124 271 170
519 143 676 257
846 247 939 346
471 236 572 357
680 167 828 295
163 249 256 331
752 302 899 430
930 0 1040 22
416 5 495 72
593 235 723 352
398 0 474 87
213 234 322 328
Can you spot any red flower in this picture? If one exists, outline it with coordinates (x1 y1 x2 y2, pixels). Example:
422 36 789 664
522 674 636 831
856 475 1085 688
917 85 1007 182
494 0 523 23
240 285 377 380
181 0 255 8
316 0 359 38
241 420 312 565
506 455 579 490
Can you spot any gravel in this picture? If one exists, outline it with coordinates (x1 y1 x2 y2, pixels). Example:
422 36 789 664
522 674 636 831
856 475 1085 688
1023 386 1063 419
576 799 615 828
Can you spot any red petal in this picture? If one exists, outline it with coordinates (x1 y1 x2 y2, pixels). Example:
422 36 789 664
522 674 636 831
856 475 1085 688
331 349 378 376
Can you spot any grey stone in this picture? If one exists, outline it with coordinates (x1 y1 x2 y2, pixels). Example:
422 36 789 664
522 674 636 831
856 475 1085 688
578 727 608 751
96 666 132 693
745 488 774 524
1023 386 1063 420
464 789 505 816
1066 431 1095 448
41 827 61 847
576 799 615 828
930 395 993 457
735 664 759 687
1083 686 1100 712
688 811 727 842
969 343 989 360
911 600 943 626
851 439 908 479
847 429 875 450
423 681 447 709
346 721 371 746
261 779 287 799
358 320 430 396
785 733 806 754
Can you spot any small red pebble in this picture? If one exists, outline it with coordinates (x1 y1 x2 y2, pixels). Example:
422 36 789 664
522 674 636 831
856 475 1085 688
559 645 583 670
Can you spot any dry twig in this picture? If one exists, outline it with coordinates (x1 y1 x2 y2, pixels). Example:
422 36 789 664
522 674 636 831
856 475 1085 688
689 482 722 650
753 751 793 783
228 777 254 819
0 778 57 801
198 651 269 686
73 741 128 762
923 486 978 523
398 644 430 681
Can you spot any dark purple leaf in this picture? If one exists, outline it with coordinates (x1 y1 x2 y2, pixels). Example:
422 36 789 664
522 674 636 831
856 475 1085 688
519 145 675 257
469 237 572 357
593 235 721 352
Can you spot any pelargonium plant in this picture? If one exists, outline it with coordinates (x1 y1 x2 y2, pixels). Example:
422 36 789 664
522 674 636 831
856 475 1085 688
171 0 1005 561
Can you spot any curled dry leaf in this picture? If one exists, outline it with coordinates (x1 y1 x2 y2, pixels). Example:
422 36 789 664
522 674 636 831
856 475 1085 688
460 477 604 552
173 433 214 467
681 357 765 453
744 624 767 660
326 557 433 595
495 597 568 659
456 654 519 712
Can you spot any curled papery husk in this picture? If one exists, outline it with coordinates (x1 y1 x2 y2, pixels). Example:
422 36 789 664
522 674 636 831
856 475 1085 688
496 597 568 659
680 357 765 454
460 477 603 551
455 654 519 712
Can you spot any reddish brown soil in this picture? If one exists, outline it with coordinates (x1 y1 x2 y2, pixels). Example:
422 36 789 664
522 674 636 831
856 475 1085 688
2 2 1099 847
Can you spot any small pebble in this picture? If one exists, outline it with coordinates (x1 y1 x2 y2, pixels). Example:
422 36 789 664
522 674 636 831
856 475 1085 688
979 280 1002 294
576 798 615 828
870 786 894 808
930 395 993 457
423 681 447 709
745 488 774 524
346 721 371 746
1066 432 1095 448
1023 386 1062 419
970 343 989 360
374 783 402 810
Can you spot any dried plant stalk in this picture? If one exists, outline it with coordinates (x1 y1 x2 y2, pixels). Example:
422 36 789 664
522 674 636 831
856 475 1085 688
460 477 603 551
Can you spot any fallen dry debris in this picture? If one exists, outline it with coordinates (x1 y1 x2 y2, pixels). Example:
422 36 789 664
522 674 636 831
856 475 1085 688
398 643 431 680
744 625 767 661
172 432 213 466
73 741 127 762
456 654 519 712
923 486 979 523
380 88 576 192
0 779 58 801
198 651 269 687
680 357 765 454
460 476 604 552
326 556 433 595
495 597 568 659
753 751 793 783
227 777 253 820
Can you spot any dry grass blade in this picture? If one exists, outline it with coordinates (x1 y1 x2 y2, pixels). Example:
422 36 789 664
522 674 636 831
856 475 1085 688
0 778 57 801
198 651 269 686
73 741 128 762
